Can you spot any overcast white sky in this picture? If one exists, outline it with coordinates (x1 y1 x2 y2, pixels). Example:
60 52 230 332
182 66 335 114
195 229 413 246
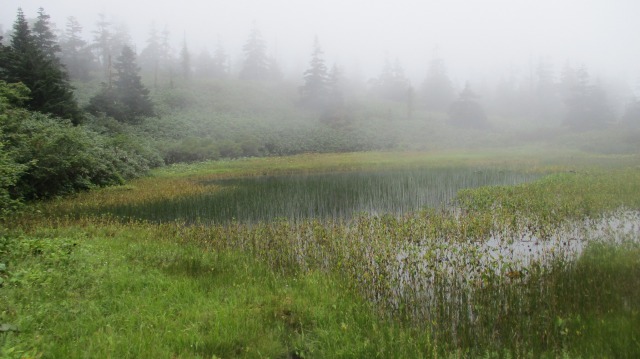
2 0 640 86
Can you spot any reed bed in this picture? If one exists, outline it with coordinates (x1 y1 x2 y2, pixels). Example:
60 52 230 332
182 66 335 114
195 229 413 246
6 153 640 357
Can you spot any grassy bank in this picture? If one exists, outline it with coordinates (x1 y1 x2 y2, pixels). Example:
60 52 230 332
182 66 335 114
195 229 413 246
2 150 640 358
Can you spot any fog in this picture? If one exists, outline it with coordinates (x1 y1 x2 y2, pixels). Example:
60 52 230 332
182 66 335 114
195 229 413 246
3 0 640 86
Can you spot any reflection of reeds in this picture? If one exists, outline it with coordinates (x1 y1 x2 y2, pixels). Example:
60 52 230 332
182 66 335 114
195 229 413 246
40 167 538 224
13 155 640 355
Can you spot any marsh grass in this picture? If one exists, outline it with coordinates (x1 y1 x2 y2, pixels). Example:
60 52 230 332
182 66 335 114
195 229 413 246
0 227 436 358
84 167 537 224
4 151 640 357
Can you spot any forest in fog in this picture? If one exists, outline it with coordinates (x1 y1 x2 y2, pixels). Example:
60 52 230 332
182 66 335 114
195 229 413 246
1 4 640 210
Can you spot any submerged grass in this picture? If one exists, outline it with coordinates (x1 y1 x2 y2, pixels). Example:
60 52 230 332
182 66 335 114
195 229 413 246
3 150 640 357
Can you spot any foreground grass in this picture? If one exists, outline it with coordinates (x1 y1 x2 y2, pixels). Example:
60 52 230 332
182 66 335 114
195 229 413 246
2 224 639 358
1 226 435 358
3 150 640 357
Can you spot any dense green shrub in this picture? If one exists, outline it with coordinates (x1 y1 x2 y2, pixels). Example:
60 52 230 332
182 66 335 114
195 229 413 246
0 81 163 205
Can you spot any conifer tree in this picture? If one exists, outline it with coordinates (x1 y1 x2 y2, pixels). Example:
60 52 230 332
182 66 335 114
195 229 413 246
92 13 112 79
299 37 329 109
371 57 410 101
211 42 228 78
88 45 154 123
1 8 83 124
59 16 93 81
421 56 454 111
139 22 161 86
180 36 191 81
448 83 489 129
32 7 60 62
561 65 610 130
239 22 269 81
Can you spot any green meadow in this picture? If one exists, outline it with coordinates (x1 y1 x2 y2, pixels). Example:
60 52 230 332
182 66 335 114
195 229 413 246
2 150 640 358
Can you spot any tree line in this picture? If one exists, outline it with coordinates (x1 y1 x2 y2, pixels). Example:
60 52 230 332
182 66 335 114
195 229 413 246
1 7 639 216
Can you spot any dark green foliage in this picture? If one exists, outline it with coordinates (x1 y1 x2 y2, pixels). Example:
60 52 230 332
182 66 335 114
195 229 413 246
0 8 83 125
0 82 29 216
0 80 160 204
32 8 61 61
449 83 490 129
4 112 113 199
88 46 154 123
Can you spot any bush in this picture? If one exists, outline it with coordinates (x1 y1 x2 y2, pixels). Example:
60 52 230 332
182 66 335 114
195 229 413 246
1 99 163 202
164 138 220 164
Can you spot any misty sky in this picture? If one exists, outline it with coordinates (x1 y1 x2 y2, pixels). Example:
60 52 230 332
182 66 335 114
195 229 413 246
2 0 640 87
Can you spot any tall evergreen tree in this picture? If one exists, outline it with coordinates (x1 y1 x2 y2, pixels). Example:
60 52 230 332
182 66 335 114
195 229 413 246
1 8 83 124
159 25 173 72
32 8 60 62
371 57 410 102
59 16 94 81
88 45 154 123
180 35 191 81
211 42 228 78
299 37 329 109
622 97 640 128
92 13 112 79
327 63 345 107
561 65 610 130
239 22 269 81
449 83 489 129
139 22 161 86
421 56 454 111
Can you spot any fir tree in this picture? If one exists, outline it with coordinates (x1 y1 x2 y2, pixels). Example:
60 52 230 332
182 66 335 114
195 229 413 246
561 65 610 130
299 37 329 109
88 45 154 123
211 42 228 78
32 7 60 62
239 22 269 81
92 13 112 79
2 8 83 124
180 36 191 81
448 83 489 129
59 16 94 81
139 22 161 86
421 56 455 111
371 57 410 102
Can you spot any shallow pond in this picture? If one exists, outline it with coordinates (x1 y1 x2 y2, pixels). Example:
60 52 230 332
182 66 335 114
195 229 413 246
102 167 539 223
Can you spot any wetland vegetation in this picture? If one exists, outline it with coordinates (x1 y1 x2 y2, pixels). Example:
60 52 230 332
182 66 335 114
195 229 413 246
2 151 640 358
2 5 640 357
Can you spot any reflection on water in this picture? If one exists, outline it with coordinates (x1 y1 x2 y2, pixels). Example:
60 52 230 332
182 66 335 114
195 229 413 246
100 168 539 223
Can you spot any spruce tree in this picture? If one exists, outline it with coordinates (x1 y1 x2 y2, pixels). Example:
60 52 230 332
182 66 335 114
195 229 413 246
92 13 111 75
448 83 489 129
139 23 161 86
32 7 60 62
421 56 455 111
88 45 154 123
299 37 329 109
60 16 94 81
211 42 228 78
371 57 410 101
239 22 269 81
180 36 191 81
2 8 83 124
